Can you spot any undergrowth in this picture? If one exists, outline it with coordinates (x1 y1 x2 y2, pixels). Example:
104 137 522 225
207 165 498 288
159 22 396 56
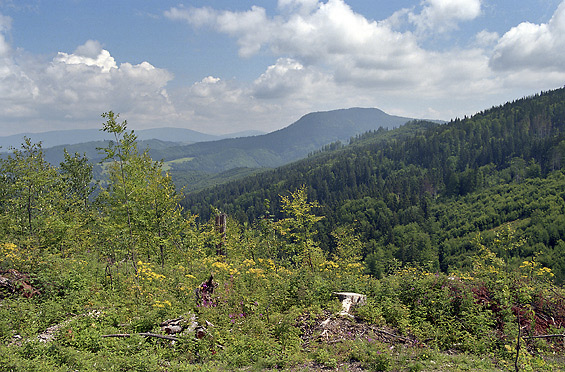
1 238 564 371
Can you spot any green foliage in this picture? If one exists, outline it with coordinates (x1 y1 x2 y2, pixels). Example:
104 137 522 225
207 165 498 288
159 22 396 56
2 108 565 371
314 347 338 368
97 111 191 272
349 339 392 371
59 149 95 208
185 87 565 284
0 138 60 245
275 185 324 270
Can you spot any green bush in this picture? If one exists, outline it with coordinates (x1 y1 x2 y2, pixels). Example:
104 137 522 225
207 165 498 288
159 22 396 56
349 339 392 371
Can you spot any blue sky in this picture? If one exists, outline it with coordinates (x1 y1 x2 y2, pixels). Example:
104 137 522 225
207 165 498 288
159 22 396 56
1 0 564 136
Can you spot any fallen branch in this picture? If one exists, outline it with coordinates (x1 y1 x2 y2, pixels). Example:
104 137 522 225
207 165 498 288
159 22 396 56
370 326 411 342
139 332 179 341
101 334 131 338
101 333 178 341
523 334 565 340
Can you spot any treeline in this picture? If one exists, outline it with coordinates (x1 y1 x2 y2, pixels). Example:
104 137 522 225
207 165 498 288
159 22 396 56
0 112 190 270
183 87 565 282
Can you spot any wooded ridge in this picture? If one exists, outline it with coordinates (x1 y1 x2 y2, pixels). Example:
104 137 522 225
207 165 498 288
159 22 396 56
185 87 565 283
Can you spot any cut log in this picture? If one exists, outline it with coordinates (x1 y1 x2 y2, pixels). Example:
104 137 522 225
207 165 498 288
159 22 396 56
164 325 183 335
160 317 183 327
160 313 200 335
0 270 40 298
103 313 208 342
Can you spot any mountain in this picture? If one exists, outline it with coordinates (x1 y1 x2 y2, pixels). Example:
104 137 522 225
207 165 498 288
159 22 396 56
184 87 565 282
0 127 266 152
154 107 414 173
39 139 181 167
2 107 409 171
2 107 416 191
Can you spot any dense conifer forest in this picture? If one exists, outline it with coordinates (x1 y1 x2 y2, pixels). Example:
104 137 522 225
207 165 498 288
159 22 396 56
185 87 565 282
1 90 565 371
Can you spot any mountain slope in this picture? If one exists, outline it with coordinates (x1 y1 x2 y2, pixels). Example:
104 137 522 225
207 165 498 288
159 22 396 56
3 108 412 178
184 87 565 282
156 107 414 174
40 139 181 167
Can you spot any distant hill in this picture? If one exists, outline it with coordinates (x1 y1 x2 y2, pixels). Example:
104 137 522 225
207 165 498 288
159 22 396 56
154 107 414 174
0 127 266 151
40 139 180 167
2 107 416 190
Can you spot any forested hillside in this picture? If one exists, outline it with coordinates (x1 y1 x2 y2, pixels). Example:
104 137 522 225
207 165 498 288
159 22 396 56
1 97 565 371
160 107 414 189
185 87 565 282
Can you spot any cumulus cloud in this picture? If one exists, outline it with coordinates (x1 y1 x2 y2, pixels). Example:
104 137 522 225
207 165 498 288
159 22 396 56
0 13 40 118
252 58 331 99
42 41 174 121
164 0 488 94
73 39 104 59
0 31 176 132
2 1 565 137
170 75 272 133
167 1 381 61
409 0 482 34
165 5 271 57
277 0 319 14
164 0 559 128
55 48 117 73
490 1 565 71
165 1 424 83
474 29 500 47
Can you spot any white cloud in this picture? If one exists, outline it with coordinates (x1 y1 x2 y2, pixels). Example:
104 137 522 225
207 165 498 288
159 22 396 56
73 39 105 59
55 49 117 73
1 1 565 137
409 0 482 34
42 42 175 121
474 29 499 47
277 0 319 14
490 1 565 71
171 76 276 133
0 13 40 118
165 5 272 57
166 0 496 101
0 34 176 132
164 6 217 27
163 0 544 128
252 58 328 99
166 0 423 80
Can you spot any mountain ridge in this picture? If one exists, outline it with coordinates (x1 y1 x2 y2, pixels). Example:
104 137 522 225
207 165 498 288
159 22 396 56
183 87 565 280
5 108 419 188
154 107 415 173
0 127 266 151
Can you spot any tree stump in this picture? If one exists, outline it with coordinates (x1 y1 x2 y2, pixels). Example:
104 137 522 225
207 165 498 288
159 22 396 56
195 274 218 307
333 292 366 317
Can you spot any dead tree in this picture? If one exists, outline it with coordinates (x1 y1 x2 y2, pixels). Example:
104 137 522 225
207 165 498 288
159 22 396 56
215 213 227 255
